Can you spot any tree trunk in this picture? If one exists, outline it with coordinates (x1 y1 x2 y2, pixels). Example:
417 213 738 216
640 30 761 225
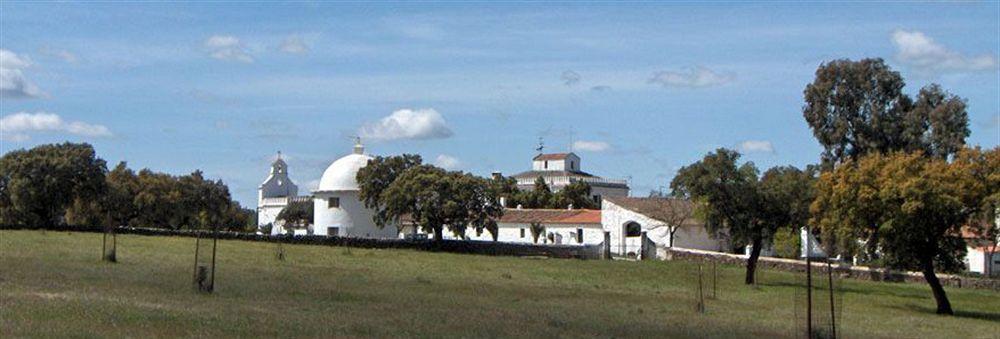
987 245 997 277
920 258 953 315
866 231 880 262
433 226 443 241
745 235 763 285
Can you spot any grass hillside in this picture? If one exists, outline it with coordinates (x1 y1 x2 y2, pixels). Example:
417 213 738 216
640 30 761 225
1 230 998 338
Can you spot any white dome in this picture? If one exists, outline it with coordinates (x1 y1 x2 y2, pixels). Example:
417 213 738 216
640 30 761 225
317 153 373 192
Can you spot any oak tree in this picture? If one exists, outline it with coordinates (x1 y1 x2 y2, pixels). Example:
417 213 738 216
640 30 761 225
812 151 985 314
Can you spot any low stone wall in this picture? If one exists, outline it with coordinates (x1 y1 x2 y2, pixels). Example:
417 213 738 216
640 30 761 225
1 224 604 260
657 246 1000 291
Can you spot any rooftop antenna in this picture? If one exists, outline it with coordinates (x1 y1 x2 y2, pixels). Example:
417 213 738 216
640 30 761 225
568 126 575 152
536 137 545 154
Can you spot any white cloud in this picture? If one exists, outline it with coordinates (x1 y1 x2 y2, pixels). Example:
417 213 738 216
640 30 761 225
0 50 31 69
0 112 112 141
279 35 310 54
892 30 998 74
204 35 253 63
434 154 462 170
359 108 454 141
38 47 78 64
648 66 735 88
572 140 611 152
0 49 44 99
738 140 774 153
561 70 581 86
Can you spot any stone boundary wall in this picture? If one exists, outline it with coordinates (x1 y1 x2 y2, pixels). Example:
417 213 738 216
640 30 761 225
1 224 604 260
658 246 1000 291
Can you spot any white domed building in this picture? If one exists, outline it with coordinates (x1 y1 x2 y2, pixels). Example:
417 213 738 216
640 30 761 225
312 140 398 238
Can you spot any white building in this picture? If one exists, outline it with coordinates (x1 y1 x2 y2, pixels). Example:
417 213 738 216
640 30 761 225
256 145 730 257
312 141 398 238
964 214 999 277
601 196 728 258
403 196 727 259
510 152 629 204
257 153 311 234
431 207 605 245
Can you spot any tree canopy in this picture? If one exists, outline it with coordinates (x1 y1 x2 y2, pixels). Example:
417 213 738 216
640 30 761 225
0 143 254 231
550 180 598 210
803 58 969 165
276 200 313 232
356 154 423 229
672 148 816 284
811 150 995 314
522 177 555 208
484 174 598 210
1 143 107 225
370 163 503 241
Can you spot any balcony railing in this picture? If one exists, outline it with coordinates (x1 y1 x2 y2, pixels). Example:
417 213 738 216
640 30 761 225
260 196 311 206
515 176 627 187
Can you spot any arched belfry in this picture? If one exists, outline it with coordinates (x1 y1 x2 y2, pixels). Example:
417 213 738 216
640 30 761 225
257 151 304 233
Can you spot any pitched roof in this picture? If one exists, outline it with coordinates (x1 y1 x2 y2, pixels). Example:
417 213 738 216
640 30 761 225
532 153 574 161
499 208 601 225
603 196 701 226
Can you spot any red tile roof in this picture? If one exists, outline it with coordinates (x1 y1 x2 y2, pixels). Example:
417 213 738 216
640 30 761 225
499 208 601 225
603 196 701 227
532 153 573 161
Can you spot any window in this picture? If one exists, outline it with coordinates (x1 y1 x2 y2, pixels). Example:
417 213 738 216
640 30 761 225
520 228 525 238
328 197 340 208
544 160 548 169
577 228 584 244
570 161 575 170
327 227 339 236
625 222 642 237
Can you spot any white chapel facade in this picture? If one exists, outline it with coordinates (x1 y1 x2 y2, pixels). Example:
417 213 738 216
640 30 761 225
257 153 311 234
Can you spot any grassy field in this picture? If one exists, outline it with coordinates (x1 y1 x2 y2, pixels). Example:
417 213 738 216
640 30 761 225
1 230 998 338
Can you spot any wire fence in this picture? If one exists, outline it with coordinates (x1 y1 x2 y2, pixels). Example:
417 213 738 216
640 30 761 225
793 259 844 339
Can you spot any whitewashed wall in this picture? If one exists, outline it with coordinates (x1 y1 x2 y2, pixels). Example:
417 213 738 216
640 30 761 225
258 205 283 231
531 154 579 171
601 199 727 257
313 191 397 238
406 222 602 246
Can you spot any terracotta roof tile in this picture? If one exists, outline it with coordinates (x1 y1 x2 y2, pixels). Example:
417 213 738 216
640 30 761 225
500 208 601 225
532 153 573 161
603 196 701 227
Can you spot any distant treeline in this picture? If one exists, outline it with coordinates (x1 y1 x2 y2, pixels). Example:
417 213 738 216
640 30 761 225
0 142 255 231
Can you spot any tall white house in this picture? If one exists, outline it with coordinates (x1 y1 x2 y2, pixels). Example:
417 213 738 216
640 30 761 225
257 153 310 234
312 140 398 238
510 152 629 204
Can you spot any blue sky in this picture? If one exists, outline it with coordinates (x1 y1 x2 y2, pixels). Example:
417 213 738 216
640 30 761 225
2 2 998 207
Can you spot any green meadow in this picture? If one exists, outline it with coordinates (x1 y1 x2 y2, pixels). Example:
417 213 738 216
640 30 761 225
1 230 997 338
